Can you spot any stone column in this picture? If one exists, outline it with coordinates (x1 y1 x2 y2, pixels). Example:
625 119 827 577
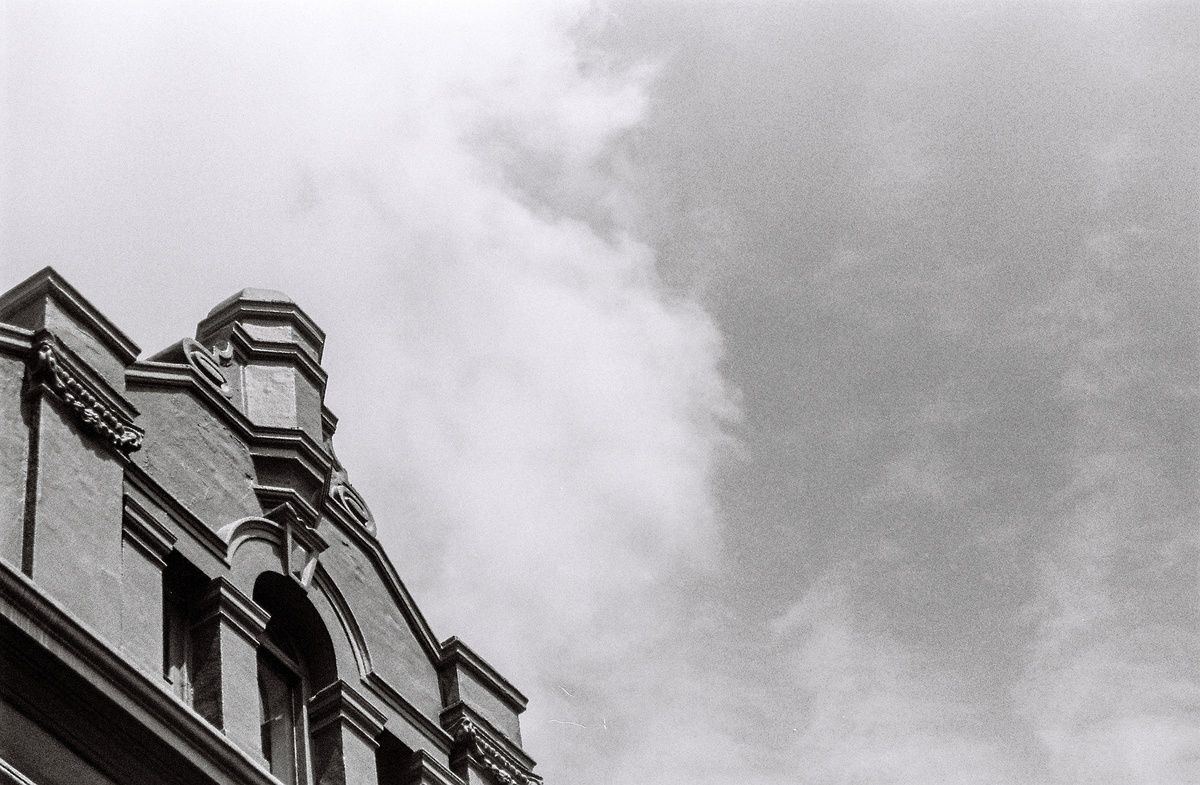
191 577 270 757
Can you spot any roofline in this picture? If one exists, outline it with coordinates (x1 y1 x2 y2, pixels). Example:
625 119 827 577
0 267 141 363
438 637 529 712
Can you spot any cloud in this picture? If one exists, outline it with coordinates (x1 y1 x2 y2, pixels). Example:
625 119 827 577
1014 274 1200 784
1 3 741 783
773 579 1019 785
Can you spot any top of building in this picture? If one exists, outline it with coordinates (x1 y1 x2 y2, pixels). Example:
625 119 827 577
0 266 540 785
207 288 295 314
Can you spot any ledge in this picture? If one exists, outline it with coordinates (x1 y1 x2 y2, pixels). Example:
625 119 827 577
122 495 178 565
0 323 33 358
195 578 270 645
405 750 464 785
363 673 454 756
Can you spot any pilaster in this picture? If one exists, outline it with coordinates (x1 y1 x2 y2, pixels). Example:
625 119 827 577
308 680 386 785
119 496 176 677
190 578 270 757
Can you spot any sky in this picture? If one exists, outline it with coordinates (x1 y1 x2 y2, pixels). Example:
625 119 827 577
1 2 1198 784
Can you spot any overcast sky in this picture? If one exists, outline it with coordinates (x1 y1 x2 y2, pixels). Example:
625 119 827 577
2 2 1198 784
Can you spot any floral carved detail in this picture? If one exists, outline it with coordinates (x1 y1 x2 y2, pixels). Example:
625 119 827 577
448 718 541 785
31 339 142 455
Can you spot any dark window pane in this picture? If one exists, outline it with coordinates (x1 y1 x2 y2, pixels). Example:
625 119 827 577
258 652 298 785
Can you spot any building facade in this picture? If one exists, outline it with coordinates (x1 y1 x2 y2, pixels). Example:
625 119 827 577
0 269 540 785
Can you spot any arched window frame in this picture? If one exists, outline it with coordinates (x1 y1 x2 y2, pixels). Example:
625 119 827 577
252 571 338 785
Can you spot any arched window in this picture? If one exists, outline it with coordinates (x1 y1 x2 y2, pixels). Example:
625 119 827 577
253 573 337 785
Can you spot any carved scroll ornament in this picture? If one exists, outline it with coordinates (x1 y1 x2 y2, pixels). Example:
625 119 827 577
31 338 142 455
182 337 233 398
327 448 377 536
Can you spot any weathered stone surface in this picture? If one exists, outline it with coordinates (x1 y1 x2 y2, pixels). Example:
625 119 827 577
27 399 125 641
0 354 28 569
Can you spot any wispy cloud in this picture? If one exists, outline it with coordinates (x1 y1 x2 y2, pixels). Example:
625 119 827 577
773 579 1020 784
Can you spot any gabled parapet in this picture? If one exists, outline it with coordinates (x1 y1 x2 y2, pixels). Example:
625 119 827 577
0 267 139 390
0 268 542 785
144 290 336 529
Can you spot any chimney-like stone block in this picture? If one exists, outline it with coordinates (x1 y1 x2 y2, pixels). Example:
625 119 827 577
194 288 328 442
438 638 528 747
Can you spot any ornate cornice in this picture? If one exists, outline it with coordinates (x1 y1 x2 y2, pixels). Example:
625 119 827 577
30 337 142 456
448 717 542 785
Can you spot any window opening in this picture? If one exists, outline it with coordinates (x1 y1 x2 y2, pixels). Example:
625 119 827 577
253 571 336 785
259 647 302 785
162 554 206 704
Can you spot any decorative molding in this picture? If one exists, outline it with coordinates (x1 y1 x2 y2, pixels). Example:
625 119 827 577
447 716 541 785
0 323 33 358
122 494 177 565
195 578 270 644
307 680 388 745
181 337 233 398
255 485 320 529
29 336 143 456
440 702 535 772
123 465 229 566
217 515 328 588
321 405 339 438
318 511 443 665
126 361 333 488
405 750 466 785
226 323 327 390
0 266 141 364
363 673 454 755
198 292 325 363
311 565 372 677
439 637 529 714
0 757 38 785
